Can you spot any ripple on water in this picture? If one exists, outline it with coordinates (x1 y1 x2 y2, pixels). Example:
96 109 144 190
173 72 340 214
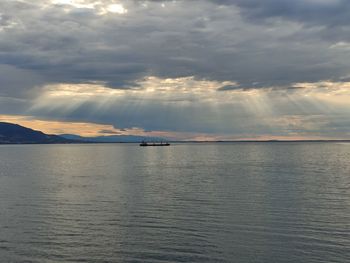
0 143 349 262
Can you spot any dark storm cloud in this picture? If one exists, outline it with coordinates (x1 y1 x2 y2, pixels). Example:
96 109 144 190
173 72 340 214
214 0 350 26
146 0 350 26
0 65 45 97
1 0 350 137
217 85 241 91
1 0 350 98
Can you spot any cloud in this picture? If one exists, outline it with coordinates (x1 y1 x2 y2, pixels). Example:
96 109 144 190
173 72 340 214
0 64 45 97
217 85 241 91
20 77 350 137
1 0 350 139
2 0 350 93
218 0 350 26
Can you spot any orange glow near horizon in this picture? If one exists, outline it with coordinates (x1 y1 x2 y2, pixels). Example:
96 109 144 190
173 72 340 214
0 115 121 137
0 114 347 141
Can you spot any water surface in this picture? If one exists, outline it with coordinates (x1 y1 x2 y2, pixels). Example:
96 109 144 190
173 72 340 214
0 143 349 262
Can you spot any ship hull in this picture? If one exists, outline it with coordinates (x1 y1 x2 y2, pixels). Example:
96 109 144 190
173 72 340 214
140 143 170 146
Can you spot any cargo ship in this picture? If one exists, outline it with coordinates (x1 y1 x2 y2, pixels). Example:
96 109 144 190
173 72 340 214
140 141 170 146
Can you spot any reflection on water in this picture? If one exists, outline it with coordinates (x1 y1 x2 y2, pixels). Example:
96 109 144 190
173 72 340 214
0 143 349 262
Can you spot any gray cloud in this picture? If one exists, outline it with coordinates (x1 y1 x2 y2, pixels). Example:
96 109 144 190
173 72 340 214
1 0 350 93
147 0 350 27
217 85 241 91
0 64 45 97
221 0 350 26
1 0 350 137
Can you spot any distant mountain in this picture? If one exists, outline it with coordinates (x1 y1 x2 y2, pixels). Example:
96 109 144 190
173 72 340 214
60 134 168 143
0 122 73 144
0 122 167 144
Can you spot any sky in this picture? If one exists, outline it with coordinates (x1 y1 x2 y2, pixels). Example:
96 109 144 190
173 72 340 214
1 0 350 140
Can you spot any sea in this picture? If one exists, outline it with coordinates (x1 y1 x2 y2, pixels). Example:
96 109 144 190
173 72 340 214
0 142 349 263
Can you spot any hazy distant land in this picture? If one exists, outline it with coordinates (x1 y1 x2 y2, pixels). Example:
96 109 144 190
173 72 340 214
0 122 166 144
1 122 350 144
